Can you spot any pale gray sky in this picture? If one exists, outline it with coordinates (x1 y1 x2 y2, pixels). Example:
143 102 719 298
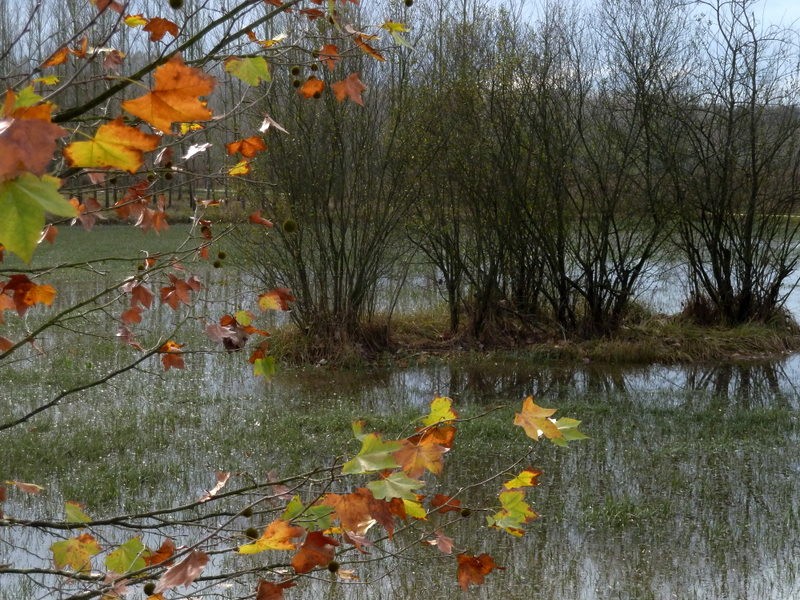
754 0 800 26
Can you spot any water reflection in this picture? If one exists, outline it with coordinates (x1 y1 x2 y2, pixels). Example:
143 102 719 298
1 356 799 599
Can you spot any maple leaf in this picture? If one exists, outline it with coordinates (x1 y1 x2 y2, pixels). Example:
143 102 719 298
159 340 185 371
426 530 454 554
238 519 305 554
332 73 367 106
456 553 504 590
249 341 276 378
65 501 91 523
550 417 589 447
430 494 462 514
380 21 412 47
291 531 339 574
6 480 44 494
394 436 448 478
2 274 57 316
199 471 230 502
64 118 160 174
39 223 58 243
160 274 202 309
228 160 251 176
513 396 562 442
342 432 401 474
91 0 124 13
246 30 288 48
256 580 296 600
408 423 456 449
122 56 215 134
367 471 424 501
153 549 209 594
105 537 147 574
225 56 271 86
299 76 325 99
320 490 379 536
42 46 69 68
300 8 325 20
318 44 341 71
503 468 543 490
249 210 274 227
144 17 179 42
0 174 78 262
226 136 267 158
486 490 537 536
281 495 334 531
258 288 295 311
0 109 67 181
124 14 148 27
51 533 101 572
421 396 458 426
354 35 385 61
144 539 176 566
259 114 288 134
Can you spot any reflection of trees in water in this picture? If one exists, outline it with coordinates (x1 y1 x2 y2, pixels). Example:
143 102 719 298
683 361 795 409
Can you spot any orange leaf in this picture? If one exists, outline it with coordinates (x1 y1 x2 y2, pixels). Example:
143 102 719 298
40 224 58 244
120 305 142 325
144 539 176 566
354 35 385 61
291 531 339 574
226 136 267 158
321 488 397 538
456 553 504 591
42 47 69 68
122 56 215 134
91 0 124 13
300 8 325 19
394 437 448 478
160 274 201 309
1 274 56 316
249 210 273 227
513 396 562 442
256 580 296 600
63 117 160 173
318 44 341 71
331 73 366 106
298 76 324 99
0 93 67 181
143 17 179 42
70 37 89 59
238 519 305 553
258 288 294 311
158 340 184 371
430 494 461 514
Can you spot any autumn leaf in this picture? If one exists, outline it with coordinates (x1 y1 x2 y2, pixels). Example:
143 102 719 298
342 432 401 474
256 580 296 600
291 531 339 574
299 76 324 99
513 396 562 442
238 519 305 554
0 110 67 181
421 396 458 426
91 0 124 13
160 274 202 309
42 46 69 68
259 114 289 134
456 553 504 590
426 530 454 554
1 274 57 316
226 136 267 158
159 340 185 371
331 73 367 106
153 549 209 594
106 537 147 574
258 288 295 311
124 14 148 27
380 21 412 48
144 17 179 42
320 489 388 536
367 471 424 501
199 471 230 502
503 469 542 490
486 490 537 536
0 174 77 262
246 30 288 48
249 341 276 378
228 160 251 176
354 35 385 61
144 539 176 566
122 56 215 134
394 436 448 477
281 495 334 531
65 501 91 523
51 533 101 572
430 494 462 514
318 44 341 71
249 210 274 227
6 480 44 494
550 417 589 447
64 118 160 173
225 56 271 86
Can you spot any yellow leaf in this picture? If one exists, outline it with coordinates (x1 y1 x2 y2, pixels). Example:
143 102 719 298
238 519 304 554
63 118 160 173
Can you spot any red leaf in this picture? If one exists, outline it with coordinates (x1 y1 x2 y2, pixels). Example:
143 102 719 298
331 73 367 106
143 17 179 42
120 306 142 325
318 44 341 71
299 76 325 99
291 531 339 574
144 539 176 567
154 549 209 594
430 494 461 513
256 580 296 600
456 553 504 591
249 210 274 227
160 274 200 310
426 530 454 554
159 340 185 371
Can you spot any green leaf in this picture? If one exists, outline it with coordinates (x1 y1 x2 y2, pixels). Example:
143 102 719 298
0 174 76 262
486 490 537 536
421 396 457 427
225 56 271 86
367 471 424 501
281 495 334 531
252 355 276 378
105 537 147 574
51 534 101 572
65 501 91 524
11 86 43 110
402 498 427 519
342 432 401 474
550 417 589 447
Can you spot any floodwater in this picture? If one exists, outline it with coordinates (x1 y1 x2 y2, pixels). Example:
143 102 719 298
2 353 799 599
